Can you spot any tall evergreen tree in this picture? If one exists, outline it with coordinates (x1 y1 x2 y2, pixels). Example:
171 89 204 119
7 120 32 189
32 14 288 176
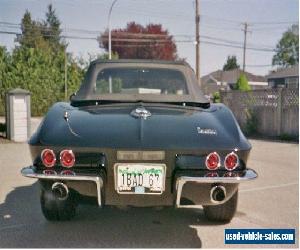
223 55 240 71
43 4 64 50
16 10 48 49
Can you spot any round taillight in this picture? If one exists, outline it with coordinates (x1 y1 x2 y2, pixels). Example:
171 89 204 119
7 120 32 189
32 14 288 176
60 150 75 168
224 152 239 171
205 152 220 170
41 149 56 168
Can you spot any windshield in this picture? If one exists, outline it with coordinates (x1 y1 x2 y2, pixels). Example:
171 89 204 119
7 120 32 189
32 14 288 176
94 67 188 95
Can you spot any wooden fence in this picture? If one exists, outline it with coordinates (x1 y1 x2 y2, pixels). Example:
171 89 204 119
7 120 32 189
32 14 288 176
220 88 299 137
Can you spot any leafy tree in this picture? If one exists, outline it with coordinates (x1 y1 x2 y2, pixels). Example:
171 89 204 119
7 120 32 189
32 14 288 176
0 46 11 115
235 73 251 91
272 25 299 67
0 6 86 116
99 22 178 60
2 46 84 116
223 55 240 71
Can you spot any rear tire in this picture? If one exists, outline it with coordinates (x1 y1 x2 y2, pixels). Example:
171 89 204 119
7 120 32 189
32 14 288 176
203 190 238 222
40 188 77 221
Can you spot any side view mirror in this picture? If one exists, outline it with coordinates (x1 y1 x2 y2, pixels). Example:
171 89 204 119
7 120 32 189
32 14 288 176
69 92 76 102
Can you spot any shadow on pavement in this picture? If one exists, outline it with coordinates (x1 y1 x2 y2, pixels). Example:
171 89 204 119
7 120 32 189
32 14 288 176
0 182 228 248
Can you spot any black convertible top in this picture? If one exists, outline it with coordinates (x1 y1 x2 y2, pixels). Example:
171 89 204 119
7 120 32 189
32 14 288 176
72 59 209 105
90 59 191 66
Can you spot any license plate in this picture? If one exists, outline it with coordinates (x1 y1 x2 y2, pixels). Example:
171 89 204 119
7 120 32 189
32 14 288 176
115 163 166 194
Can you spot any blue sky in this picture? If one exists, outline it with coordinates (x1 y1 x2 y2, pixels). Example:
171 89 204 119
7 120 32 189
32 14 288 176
0 0 298 76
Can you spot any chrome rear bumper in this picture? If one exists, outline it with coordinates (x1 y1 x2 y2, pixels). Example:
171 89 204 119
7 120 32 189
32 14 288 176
21 166 257 209
21 167 104 206
175 169 257 208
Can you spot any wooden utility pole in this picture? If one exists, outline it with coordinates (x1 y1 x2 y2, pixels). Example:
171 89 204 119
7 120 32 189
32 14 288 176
64 46 68 101
242 22 249 72
195 0 200 83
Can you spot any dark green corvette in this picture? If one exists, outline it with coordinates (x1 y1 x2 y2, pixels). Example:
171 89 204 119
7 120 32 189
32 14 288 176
21 59 257 222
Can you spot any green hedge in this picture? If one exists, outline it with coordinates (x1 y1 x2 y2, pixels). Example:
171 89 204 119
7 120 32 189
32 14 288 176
0 46 84 116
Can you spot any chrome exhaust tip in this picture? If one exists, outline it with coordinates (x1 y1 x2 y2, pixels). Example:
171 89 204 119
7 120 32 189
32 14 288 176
210 185 226 203
52 182 69 200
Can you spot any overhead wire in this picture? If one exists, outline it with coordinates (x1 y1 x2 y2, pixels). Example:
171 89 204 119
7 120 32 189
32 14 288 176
0 22 278 50
0 6 296 69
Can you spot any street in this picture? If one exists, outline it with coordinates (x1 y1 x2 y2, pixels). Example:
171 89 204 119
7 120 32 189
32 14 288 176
0 139 298 248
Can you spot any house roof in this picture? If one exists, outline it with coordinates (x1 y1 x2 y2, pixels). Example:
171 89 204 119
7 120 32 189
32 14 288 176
201 69 266 84
267 65 299 79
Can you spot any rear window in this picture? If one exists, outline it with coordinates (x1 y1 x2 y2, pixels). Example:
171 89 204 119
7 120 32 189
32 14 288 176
94 67 188 95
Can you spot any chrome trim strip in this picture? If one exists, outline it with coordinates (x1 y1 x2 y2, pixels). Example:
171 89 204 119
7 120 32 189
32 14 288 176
21 167 103 207
175 169 257 208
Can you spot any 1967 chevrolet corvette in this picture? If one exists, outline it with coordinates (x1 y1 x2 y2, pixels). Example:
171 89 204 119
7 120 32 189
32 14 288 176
21 59 257 222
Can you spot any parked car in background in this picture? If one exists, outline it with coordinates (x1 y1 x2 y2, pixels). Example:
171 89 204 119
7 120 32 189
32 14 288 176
21 60 257 222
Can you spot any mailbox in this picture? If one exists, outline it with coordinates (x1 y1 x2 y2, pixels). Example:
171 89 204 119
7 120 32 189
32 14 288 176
6 88 31 142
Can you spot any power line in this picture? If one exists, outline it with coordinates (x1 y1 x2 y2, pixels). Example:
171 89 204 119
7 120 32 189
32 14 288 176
250 21 297 25
1 17 296 33
0 22 194 38
200 23 242 31
0 23 277 50
0 29 277 52
201 15 242 25
251 26 296 31
199 39 275 52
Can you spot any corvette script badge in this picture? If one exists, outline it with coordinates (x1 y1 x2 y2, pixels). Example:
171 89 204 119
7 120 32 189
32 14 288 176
197 127 217 135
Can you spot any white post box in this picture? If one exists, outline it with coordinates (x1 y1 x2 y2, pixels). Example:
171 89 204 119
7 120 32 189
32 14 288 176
6 89 31 142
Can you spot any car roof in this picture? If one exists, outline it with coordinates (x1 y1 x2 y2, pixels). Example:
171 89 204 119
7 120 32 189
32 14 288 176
90 59 192 68
72 60 209 105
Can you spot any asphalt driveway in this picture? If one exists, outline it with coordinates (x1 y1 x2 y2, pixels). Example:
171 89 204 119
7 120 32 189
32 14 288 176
0 137 298 248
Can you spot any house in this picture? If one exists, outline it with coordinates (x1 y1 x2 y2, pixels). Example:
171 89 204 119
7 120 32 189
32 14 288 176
266 65 299 88
200 69 268 97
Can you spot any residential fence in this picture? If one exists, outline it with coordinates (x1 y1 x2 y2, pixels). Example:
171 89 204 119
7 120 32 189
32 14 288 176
220 88 299 137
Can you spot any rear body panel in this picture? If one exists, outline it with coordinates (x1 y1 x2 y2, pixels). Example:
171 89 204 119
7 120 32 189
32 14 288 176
27 101 252 206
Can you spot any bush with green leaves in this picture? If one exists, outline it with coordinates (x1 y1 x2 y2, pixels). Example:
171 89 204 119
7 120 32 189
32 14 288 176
245 108 258 135
235 73 251 91
0 46 85 116
212 91 220 103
